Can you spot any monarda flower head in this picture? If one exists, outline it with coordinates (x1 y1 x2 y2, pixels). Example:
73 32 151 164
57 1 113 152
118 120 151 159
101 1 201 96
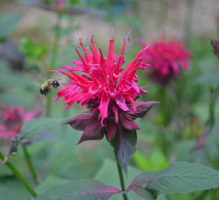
139 39 191 85
52 27 159 174
0 104 41 139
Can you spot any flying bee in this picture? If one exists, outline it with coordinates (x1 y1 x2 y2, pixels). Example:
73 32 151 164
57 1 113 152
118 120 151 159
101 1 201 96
40 79 60 96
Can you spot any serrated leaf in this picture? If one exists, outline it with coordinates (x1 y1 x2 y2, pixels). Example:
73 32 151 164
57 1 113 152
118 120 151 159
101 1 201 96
111 129 137 176
17 118 64 143
0 177 30 200
36 180 120 200
35 176 70 195
127 162 219 195
132 186 156 200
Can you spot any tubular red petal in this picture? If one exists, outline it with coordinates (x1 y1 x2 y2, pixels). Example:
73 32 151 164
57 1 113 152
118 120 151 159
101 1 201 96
71 71 90 85
99 49 107 81
55 85 72 101
125 96 136 113
62 85 80 101
115 95 129 111
80 42 92 63
75 50 90 72
139 87 149 94
98 95 110 126
58 70 78 82
81 85 99 109
90 38 100 64
62 65 73 72
64 92 87 110
106 40 114 78
112 106 118 124
72 59 83 66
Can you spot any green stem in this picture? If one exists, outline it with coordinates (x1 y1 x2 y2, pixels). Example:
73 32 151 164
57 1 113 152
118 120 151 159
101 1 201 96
46 92 52 117
160 86 170 127
210 188 217 200
205 152 217 169
46 14 61 117
116 162 128 200
22 145 38 184
159 86 170 156
0 152 37 198
208 84 219 131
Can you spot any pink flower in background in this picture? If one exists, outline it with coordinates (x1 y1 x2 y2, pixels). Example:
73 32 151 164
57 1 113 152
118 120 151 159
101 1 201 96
55 0 65 11
52 28 159 144
139 39 191 84
0 104 41 140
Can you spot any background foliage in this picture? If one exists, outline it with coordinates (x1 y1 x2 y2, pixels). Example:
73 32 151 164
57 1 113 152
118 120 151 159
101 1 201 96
0 0 219 199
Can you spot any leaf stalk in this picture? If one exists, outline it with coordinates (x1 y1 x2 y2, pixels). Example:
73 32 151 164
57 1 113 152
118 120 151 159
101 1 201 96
0 151 37 198
116 161 128 200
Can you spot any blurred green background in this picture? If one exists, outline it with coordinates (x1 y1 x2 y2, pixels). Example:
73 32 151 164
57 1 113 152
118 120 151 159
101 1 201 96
0 0 219 199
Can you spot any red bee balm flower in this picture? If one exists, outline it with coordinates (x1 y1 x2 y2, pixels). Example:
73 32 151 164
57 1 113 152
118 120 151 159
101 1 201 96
139 39 191 84
0 104 41 139
52 28 159 174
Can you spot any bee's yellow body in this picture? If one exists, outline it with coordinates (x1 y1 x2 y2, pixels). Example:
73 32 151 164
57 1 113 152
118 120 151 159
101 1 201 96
40 79 60 96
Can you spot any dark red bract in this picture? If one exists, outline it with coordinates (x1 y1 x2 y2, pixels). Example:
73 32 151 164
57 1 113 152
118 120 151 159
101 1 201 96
64 101 158 143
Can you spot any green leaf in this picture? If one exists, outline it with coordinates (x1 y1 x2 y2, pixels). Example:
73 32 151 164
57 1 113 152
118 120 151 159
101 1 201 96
35 176 70 195
194 72 219 85
133 148 168 171
127 162 219 196
111 129 137 176
36 180 120 200
0 177 30 200
19 37 47 61
156 194 166 200
132 187 156 200
17 117 64 144
0 13 21 41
